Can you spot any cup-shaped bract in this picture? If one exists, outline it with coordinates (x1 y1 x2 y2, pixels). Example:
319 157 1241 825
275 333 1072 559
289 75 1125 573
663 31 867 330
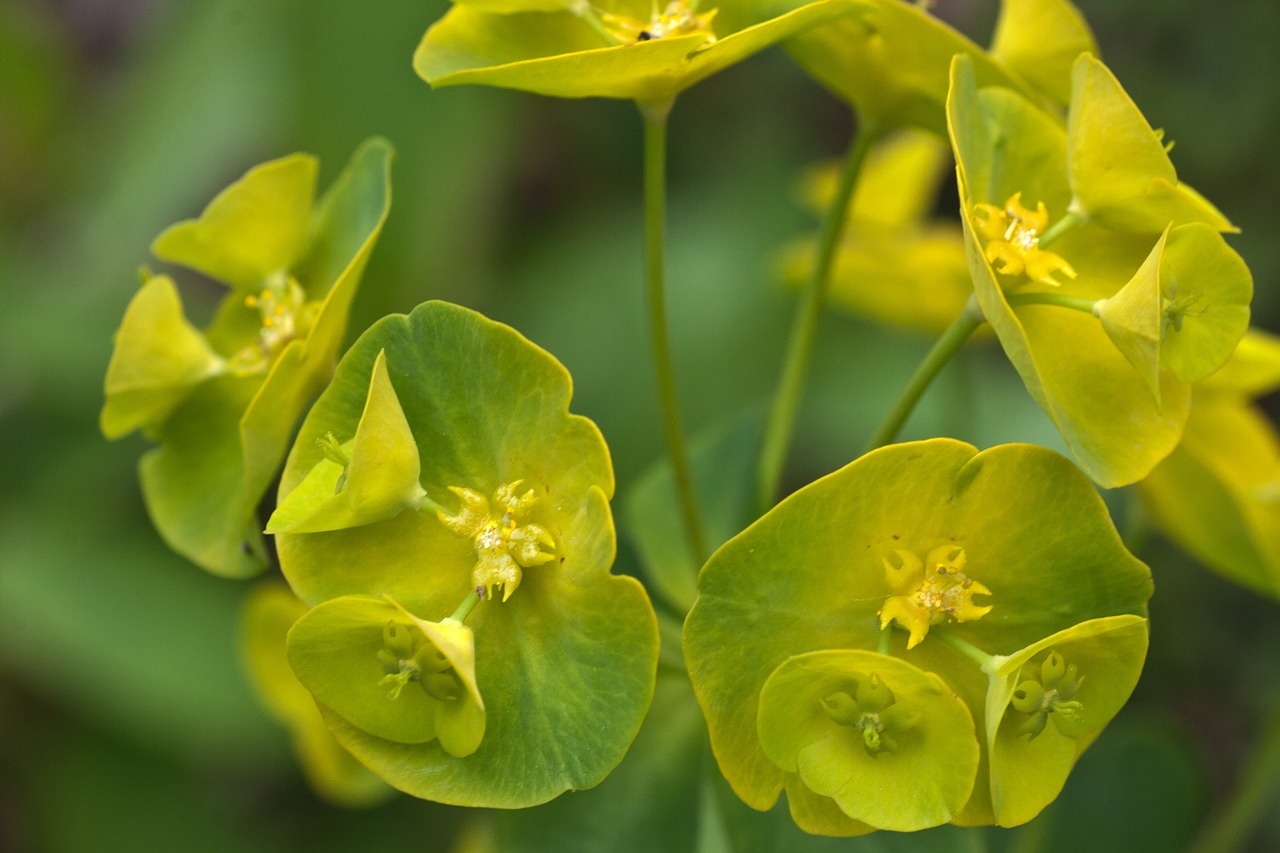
101 274 227 439
984 615 1148 826
414 0 859 105
1066 54 1234 234
757 650 978 832
273 300 658 807
267 350 426 534
103 138 393 578
287 595 485 758
1140 330 1280 599
239 583 392 806
1096 224 1252 402
684 439 1152 834
947 54 1203 484
782 130 973 334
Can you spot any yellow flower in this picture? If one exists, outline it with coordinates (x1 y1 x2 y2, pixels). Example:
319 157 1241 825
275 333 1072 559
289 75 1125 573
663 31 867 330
438 481 558 601
970 192 1077 288
879 544 992 648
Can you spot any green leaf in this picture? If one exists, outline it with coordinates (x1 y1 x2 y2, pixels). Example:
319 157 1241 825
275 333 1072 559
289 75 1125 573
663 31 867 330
684 439 1151 828
101 275 226 439
757 650 978 831
275 301 657 807
990 0 1096 106
1066 54 1235 233
984 615 1149 826
136 138 393 578
414 0 859 105
947 54 1192 487
152 153 317 292
240 583 392 806
783 0 1034 135
267 349 426 533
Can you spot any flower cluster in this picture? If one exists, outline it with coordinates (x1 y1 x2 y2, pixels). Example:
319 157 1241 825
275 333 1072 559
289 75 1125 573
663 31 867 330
685 440 1152 832
271 301 658 807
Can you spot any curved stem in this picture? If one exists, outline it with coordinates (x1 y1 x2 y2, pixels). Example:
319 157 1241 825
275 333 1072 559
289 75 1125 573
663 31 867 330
1005 291 1099 315
639 100 708 566
932 628 998 672
866 296 986 452
449 589 482 623
1190 702 1280 853
1038 209 1084 248
754 119 879 514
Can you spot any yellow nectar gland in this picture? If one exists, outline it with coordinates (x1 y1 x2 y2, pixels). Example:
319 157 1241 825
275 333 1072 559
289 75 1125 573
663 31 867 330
879 544 992 649
970 193 1077 289
438 481 557 602
230 277 315 375
602 0 718 44
1010 649 1085 740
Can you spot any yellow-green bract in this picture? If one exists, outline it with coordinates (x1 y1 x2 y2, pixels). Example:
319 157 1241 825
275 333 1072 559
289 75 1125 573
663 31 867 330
1141 330 1280 599
274 300 658 808
684 439 1151 833
101 138 394 578
947 54 1249 487
414 0 861 106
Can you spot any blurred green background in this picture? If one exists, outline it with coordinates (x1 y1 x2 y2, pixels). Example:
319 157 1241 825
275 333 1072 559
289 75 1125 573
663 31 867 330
1 0 1277 850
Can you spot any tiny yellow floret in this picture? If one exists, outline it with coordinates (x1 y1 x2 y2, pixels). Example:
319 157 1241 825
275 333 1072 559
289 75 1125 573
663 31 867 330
970 192 1077 289
602 1 718 43
438 481 557 602
879 544 992 648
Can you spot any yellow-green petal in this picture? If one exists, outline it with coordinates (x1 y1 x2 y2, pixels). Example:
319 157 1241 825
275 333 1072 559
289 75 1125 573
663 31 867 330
415 0 861 104
101 275 226 439
1066 54 1234 233
990 0 1096 106
1158 224 1252 384
267 349 426 533
152 153 317 291
784 0 1034 135
758 650 978 831
1095 228 1169 404
984 615 1148 827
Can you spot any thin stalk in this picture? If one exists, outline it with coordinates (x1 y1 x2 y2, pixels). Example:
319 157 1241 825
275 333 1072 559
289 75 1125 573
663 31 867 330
1005 291 1099 314
640 100 707 565
932 628 998 671
449 589 482 623
1190 702 1280 853
1038 209 1084 248
866 295 986 452
754 120 879 515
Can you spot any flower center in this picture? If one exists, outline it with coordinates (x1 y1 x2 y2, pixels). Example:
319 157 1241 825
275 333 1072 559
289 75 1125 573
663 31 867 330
229 276 316 375
438 481 558 602
970 192 1077 289
1009 649 1086 740
602 0 718 43
879 544 992 649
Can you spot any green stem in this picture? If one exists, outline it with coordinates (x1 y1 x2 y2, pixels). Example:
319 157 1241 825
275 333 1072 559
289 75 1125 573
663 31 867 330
449 589 482 623
755 120 879 514
866 295 986 452
1190 701 1280 853
640 100 708 566
1005 291 1099 315
876 625 892 655
413 491 448 517
932 628 998 671
1037 209 1084 248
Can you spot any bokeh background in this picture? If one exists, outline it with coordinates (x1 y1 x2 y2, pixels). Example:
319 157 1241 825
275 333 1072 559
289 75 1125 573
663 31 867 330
1 0 1278 850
